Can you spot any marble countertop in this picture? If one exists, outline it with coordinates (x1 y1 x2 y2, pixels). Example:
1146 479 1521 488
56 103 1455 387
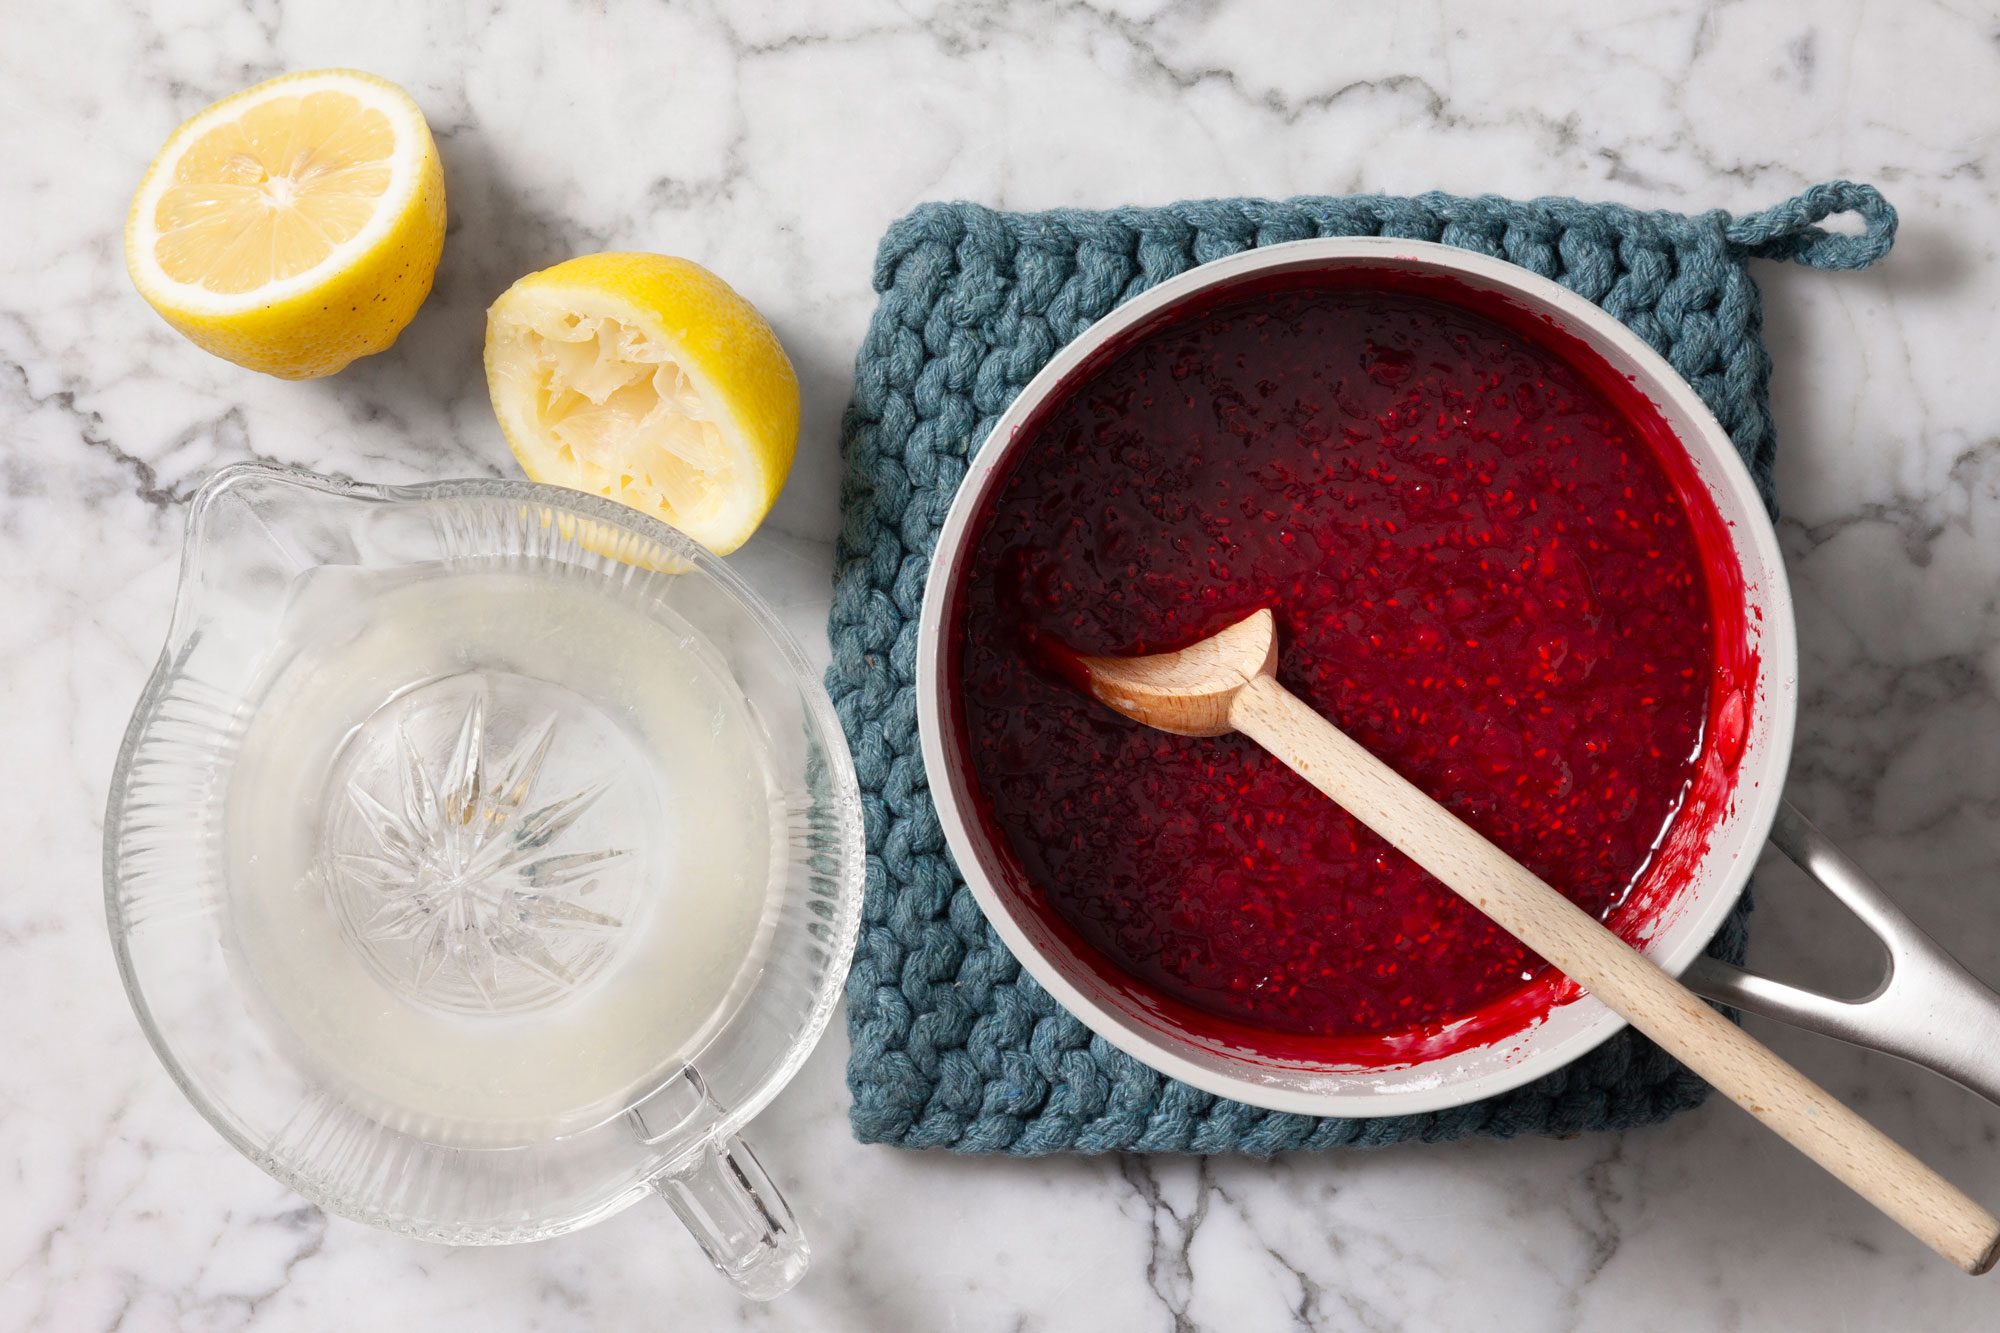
9 1 2000 1328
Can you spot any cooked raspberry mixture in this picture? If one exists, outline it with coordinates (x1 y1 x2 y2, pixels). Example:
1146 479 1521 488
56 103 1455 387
953 274 1716 1046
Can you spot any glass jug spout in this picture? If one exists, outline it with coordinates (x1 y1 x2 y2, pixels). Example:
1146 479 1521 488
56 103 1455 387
164 464 397 677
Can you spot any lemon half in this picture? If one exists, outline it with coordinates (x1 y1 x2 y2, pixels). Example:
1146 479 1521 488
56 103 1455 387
484 253 799 556
125 69 446 379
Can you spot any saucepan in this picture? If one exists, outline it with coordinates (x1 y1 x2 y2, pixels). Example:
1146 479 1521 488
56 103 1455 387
915 238 2000 1117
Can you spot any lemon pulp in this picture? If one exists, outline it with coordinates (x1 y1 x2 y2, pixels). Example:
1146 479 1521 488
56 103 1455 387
152 90 397 294
485 254 799 555
497 303 739 534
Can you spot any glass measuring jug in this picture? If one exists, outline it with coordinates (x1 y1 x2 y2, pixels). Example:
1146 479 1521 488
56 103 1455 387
105 464 864 1298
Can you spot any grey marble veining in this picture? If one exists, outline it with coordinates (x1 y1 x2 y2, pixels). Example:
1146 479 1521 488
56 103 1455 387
6 1 2000 1329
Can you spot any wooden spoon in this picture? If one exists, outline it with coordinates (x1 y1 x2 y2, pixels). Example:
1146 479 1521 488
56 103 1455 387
1066 608 1999 1275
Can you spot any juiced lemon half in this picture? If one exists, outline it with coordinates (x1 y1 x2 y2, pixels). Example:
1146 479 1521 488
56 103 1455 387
484 253 799 556
125 69 446 379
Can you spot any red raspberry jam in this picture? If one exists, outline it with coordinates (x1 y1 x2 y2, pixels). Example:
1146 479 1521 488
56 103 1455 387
950 269 1751 1063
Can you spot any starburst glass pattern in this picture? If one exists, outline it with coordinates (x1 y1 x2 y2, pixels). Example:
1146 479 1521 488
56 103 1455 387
318 673 649 1014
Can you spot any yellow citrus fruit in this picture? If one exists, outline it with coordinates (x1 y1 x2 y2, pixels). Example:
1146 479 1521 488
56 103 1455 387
484 253 800 556
125 69 446 380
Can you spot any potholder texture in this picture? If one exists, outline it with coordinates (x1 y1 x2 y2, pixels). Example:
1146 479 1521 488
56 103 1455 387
829 182 1896 1154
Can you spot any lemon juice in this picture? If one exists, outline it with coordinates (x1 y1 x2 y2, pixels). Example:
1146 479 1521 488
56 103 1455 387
224 561 777 1146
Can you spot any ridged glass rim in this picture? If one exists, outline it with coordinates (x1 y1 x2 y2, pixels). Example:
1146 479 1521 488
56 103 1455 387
103 462 866 1236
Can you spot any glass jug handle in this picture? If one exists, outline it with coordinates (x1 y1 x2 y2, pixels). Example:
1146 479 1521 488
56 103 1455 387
653 1133 810 1300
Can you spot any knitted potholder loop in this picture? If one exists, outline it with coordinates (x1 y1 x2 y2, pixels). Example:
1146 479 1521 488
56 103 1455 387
833 183 1895 1155
1723 180 1898 270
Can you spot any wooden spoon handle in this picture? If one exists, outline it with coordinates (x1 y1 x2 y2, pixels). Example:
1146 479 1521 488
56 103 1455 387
1228 672 2000 1275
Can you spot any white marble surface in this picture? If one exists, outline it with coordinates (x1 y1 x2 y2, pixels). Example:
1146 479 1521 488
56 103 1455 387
7 1 2000 1328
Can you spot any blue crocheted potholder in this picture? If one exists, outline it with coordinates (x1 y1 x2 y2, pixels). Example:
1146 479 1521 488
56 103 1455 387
830 183 1896 1155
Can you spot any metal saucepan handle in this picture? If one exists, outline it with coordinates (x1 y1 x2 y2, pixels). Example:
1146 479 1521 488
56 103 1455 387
1682 801 2000 1108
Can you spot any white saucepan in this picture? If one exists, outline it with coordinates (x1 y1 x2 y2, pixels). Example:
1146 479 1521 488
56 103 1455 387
915 238 2000 1117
